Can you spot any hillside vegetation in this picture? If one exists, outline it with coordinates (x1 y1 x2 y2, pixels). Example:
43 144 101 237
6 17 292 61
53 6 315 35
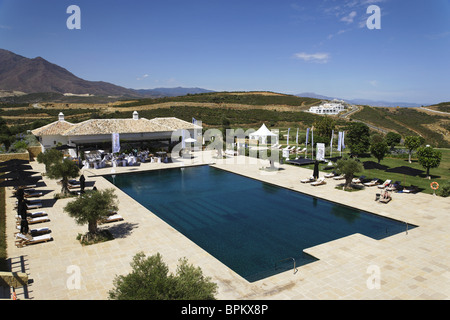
0 91 449 148
114 91 321 109
427 102 450 113
350 106 450 148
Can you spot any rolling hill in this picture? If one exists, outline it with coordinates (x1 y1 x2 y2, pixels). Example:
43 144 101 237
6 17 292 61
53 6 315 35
0 49 142 97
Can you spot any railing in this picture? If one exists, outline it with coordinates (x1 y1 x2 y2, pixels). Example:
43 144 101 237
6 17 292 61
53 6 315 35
276 257 298 275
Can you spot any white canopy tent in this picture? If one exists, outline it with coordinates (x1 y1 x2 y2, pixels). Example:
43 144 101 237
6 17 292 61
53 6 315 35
249 123 278 146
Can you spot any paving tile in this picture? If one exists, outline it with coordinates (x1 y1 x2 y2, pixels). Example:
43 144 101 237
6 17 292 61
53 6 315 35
4 152 450 300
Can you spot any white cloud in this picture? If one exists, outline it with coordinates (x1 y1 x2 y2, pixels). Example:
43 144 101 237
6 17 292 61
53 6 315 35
294 52 330 64
340 11 357 23
137 74 149 80
328 29 349 39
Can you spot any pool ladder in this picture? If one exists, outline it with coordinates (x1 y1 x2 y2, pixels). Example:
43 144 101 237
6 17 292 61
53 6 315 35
276 257 298 275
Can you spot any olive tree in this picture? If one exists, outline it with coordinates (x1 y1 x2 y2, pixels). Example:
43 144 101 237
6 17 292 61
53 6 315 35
64 188 118 237
37 148 63 172
46 158 80 195
335 158 364 189
108 252 218 300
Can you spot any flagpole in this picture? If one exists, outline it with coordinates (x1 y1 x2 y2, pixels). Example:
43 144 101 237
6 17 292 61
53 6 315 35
330 130 334 158
305 128 309 159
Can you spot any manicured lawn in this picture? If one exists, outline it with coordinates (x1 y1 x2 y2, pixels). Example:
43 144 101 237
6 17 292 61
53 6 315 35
294 148 450 195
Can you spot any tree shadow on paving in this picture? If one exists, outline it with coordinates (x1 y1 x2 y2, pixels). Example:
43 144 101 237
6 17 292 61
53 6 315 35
105 222 139 239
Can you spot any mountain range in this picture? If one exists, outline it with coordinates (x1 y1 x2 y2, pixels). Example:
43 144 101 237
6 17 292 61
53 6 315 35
296 92 424 108
0 49 429 106
0 49 213 98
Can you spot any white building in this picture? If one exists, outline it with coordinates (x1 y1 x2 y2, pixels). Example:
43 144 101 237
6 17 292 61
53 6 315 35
31 111 201 156
308 100 346 115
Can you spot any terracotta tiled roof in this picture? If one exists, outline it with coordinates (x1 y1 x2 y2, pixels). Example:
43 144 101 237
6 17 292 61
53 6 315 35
31 120 75 136
32 116 201 137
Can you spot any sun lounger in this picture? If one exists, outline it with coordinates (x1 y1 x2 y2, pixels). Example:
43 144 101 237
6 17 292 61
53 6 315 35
15 199 43 210
100 214 123 224
364 179 379 187
352 175 366 184
377 179 392 189
24 191 43 198
297 147 307 154
15 233 52 248
16 226 51 236
16 216 50 225
68 183 80 189
28 211 47 217
324 171 337 178
403 185 419 194
386 181 401 191
16 211 47 219
14 184 37 190
301 176 316 183
379 197 391 204
26 202 42 209
333 174 345 180
311 177 326 186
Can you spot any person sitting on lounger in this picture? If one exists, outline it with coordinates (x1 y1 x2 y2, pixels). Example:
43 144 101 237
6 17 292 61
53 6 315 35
379 190 391 203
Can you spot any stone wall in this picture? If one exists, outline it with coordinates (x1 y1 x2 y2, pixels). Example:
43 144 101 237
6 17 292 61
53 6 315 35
27 146 42 159
0 151 30 162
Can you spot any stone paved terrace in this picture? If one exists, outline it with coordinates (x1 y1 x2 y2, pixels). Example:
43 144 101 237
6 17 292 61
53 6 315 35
5 152 450 300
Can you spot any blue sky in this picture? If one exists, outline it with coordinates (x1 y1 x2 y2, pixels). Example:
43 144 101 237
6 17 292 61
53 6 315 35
0 0 449 104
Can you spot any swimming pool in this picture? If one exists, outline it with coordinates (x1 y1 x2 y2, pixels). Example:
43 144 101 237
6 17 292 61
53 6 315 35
105 165 415 282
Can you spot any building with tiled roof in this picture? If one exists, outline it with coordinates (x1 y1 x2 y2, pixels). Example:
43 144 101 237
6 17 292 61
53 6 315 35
31 111 201 155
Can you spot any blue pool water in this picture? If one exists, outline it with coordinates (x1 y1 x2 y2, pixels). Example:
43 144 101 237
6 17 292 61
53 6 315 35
105 165 415 282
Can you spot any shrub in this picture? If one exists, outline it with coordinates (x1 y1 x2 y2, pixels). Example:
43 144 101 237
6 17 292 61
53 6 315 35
8 140 29 153
439 182 450 197
109 252 218 300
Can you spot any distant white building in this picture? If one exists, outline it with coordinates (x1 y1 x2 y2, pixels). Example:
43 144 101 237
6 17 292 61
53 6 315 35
308 100 346 115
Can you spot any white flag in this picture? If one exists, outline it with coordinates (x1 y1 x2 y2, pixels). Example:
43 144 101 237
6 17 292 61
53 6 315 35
182 129 186 149
112 133 120 153
342 131 346 149
337 132 342 152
